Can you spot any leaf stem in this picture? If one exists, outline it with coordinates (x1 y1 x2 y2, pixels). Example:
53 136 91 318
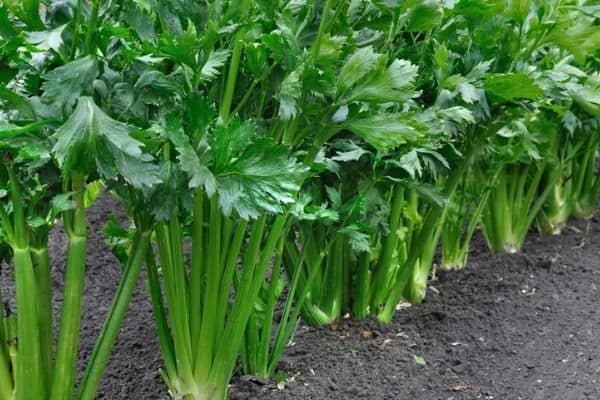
78 230 152 400
50 173 87 400
311 0 334 61
85 0 100 55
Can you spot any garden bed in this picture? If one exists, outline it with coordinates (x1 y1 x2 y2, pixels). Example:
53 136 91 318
4 195 596 400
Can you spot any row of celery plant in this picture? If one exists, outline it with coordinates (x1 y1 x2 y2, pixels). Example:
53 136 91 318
267 0 468 328
1 1 599 400
290 0 600 330
281 0 600 328
440 0 600 264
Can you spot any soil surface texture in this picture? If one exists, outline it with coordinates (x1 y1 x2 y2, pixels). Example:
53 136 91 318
2 197 600 400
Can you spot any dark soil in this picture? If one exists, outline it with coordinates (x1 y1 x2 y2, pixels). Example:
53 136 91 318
2 197 600 399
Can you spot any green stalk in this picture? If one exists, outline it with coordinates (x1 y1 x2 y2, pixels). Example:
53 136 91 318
497 168 513 252
50 173 87 400
455 183 495 269
14 248 44 400
267 245 327 375
190 191 204 356
4 313 18 378
194 196 222 381
156 220 194 388
572 142 594 214
5 314 17 372
310 0 334 60
352 252 371 319
574 136 600 218
213 219 248 342
0 301 13 400
283 231 338 326
256 238 284 376
6 161 44 400
243 314 260 376
516 166 559 247
209 215 286 393
404 222 441 304
78 230 151 400
510 164 530 248
31 246 53 390
441 206 462 270
321 236 344 320
370 186 405 308
145 252 177 387
219 32 244 124
0 333 13 400
84 0 100 54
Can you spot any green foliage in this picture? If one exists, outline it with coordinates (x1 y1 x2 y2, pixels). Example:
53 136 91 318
53 97 160 189
0 0 599 399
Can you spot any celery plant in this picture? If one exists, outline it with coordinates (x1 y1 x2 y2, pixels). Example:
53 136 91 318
538 125 599 234
0 100 159 400
441 170 495 270
101 2 309 396
138 116 304 399
0 2 162 398
572 128 600 219
539 92 600 233
0 157 50 400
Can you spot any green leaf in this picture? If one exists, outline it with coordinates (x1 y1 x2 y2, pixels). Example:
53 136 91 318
6 0 43 29
344 59 419 104
84 181 103 209
573 73 600 117
0 4 17 38
27 215 47 229
278 68 302 121
397 150 422 179
339 225 371 253
291 191 339 223
165 115 216 194
343 114 427 152
408 181 447 208
497 120 526 138
457 81 482 104
103 215 133 265
405 0 444 32
0 120 58 140
413 354 426 366
52 97 161 189
133 70 177 105
158 23 202 66
50 192 76 218
484 73 542 102
337 47 381 94
26 25 67 52
0 87 35 120
40 56 99 117
212 117 258 171
439 106 475 124
215 138 307 219
199 49 230 82
547 19 600 64
325 185 342 209
331 140 369 162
